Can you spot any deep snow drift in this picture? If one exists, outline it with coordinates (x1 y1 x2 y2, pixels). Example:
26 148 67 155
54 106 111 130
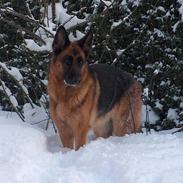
0 115 183 183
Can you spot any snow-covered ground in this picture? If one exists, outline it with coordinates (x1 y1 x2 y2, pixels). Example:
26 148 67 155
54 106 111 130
0 114 183 183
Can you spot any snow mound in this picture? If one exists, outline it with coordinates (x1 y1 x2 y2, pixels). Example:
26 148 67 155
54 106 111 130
0 116 183 183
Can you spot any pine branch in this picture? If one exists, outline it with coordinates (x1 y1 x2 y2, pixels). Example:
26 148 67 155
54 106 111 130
25 2 34 19
0 79 25 122
3 7 54 37
0 16 46 45
0 63 35 108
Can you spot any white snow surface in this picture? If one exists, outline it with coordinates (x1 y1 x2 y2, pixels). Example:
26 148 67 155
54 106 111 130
167 108 179 124
142 104 159 124
0 115 183 183
178 0 183 20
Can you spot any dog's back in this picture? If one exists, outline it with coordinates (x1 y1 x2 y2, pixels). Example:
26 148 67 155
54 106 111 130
89 64 142 138
89 64 134 116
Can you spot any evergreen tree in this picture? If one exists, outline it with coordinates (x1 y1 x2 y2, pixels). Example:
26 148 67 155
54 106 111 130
0 0 182 129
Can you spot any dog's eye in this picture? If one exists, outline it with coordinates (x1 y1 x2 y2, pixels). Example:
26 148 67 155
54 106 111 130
65 57 73 66
77 57 83 66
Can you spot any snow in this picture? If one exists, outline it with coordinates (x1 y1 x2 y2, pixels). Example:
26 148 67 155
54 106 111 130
143 87 149 97
111 20 122 30
116 49 125 56
172 21 181 32
0 62 23 82
167 108 179 124
128 0 141 7
58 3 86 30
154 28 164 38
153 69 159 75
0 62 32 103
142 89 160 124
69 30 85 41
25 38 53 52
1 114 183 183
25 1 87 51
121 0 127 6
0 81 18 107
102 0 112 7
145 64 153 69
23 103 47 122
157 6 165 12
180 102 183 108
178 0 183 20
142 104 159 124
1 0 183 181
155 100 163 110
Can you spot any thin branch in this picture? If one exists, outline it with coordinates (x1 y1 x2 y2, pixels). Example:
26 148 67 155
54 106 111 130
67 20 88 32
25 2 34 19
66 1 115 33
51 0 56 24
63 15 75 26
0 63 35 108
2 8 54 37
31 118 50 125
172 127 183 134
0 79 25 122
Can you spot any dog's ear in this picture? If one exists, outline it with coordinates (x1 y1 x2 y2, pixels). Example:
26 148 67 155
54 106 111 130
77 29 93 58
52 25 70 55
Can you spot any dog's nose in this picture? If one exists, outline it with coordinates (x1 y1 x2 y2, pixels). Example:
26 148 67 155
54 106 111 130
64 75 81 86
71 77 81 85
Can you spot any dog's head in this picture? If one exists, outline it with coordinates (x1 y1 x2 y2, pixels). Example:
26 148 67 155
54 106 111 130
52 26 93 87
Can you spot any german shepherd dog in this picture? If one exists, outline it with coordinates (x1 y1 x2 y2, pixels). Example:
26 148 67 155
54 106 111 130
48 26 142 150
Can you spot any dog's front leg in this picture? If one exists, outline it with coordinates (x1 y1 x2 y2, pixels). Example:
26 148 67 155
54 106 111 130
58 122 74 149
49 99 74 149
73 122 88 150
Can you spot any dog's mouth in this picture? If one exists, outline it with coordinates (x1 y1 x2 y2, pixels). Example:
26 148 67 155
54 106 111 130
63 79 81 87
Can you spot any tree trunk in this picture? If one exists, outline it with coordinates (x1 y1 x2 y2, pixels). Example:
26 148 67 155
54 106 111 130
51 0 56 24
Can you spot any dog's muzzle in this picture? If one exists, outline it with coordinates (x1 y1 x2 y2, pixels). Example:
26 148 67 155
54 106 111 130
64 76 81 87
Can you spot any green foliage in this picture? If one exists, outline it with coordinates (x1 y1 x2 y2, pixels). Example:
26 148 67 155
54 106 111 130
0 0 182 129
0 0 49 113
63 0 183 129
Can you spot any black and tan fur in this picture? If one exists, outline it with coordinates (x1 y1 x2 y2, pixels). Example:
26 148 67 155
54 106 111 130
48 26 142 150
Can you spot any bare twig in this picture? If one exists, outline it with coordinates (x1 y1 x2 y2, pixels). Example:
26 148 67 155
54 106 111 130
0 79 25 122
172 127 183 134
25 2 34 19
51 0 56 24
0 63 35 108
31 118 50 125
63 15 75 26
67 20 88 32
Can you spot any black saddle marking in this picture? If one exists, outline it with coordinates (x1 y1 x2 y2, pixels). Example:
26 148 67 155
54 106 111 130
89 64 134 117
